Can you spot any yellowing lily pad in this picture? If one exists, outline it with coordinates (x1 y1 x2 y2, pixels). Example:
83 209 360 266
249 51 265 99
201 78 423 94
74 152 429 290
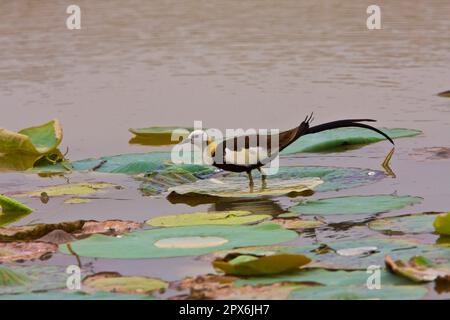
0 195 33 214
59 223 298 259
289 195 422 215
21 183 116 197
0 119 62 155
63 198 92 204
129 126 194 146
168 177 323 199
146 210 270 227
83 272 168 294
213 253 311 276
434 213 450 236
269 218 324 230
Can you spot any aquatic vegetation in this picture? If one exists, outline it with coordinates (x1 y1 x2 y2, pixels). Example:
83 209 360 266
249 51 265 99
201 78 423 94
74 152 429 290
434 213 450 236
213 252 311 276
289 195 422 216
83 272 168 295
369 212 439 234
385 255 450 283
59 223 298 259
0 242 57 263
19 182 117 197
146 210 270 227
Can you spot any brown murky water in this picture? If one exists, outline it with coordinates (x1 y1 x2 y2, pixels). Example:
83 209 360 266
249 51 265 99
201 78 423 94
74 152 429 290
0 0 449 298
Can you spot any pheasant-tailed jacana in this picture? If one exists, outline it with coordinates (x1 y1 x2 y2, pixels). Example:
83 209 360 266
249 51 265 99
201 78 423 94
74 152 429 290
183 115 394 187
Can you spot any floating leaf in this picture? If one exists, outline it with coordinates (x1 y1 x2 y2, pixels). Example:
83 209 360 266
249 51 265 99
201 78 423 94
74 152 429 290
385 255 450 283
129 126 194 146
434 213 450 236
79 220 142 236
168 177 322 199
289 285 427 300
59 223 298 259
213 253 311 276
20 182 116 197
0 242 57 262
369 212 439 234
0 119 62 155
146 211 270 227
83 272 168 294
63 198 91 204
281 127 421 154
269 218 324 230
289 195 422 216
0 265 68 295
173 274 302 300
0 291 156 300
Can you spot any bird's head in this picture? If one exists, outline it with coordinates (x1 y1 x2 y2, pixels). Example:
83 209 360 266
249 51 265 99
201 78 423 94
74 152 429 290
183 130 210 148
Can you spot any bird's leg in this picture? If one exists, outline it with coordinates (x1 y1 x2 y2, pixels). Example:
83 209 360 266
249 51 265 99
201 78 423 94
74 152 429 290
247 171 254 192
257 167 267 189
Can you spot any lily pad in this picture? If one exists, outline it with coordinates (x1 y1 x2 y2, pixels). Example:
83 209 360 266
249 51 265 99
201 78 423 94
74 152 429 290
59 223 298 259
0 195 33 214
0 291 156 300
0 241 57 262
369 213 439 234
83 272 168 294
168 177 323 199
434 213 450 236
146 210 270 227
213 253 311 276
281 127 421 154
385 255 450 283
269 218 324 230
18 182 116 197
129 127 194 146
0 119 62 155
289 195 422 216
289 285 427 300
0 265 68 295
64 198 92 204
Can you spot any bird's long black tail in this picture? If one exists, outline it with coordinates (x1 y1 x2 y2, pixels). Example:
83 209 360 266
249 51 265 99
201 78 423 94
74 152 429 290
299 114 394 145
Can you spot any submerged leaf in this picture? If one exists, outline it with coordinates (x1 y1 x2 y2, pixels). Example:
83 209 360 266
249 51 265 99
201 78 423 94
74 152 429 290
434 213 450 236
0 119 62 155
213 253 311 276
83 272 168 294
0 265 68 295
146 210 270 227
289 195 422 215
281 127 421 154
59 223 298 259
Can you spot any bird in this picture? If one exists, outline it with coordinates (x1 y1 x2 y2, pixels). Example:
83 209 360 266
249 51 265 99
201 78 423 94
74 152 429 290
182 114 394 188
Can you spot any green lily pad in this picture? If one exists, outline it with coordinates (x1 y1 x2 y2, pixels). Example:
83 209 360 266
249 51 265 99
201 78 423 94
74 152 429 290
235 268 411 287
83 272 168 294
281 127 421 154
146 210 270 227
59 223 298 259
213 253 311 276
0 265 68 295
369 213 438 234
0 291 156 300
289 285 427 300
0 119 62 155
168 177 323 199
18 182 116 197
434 213 450 236
289 195 422 215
